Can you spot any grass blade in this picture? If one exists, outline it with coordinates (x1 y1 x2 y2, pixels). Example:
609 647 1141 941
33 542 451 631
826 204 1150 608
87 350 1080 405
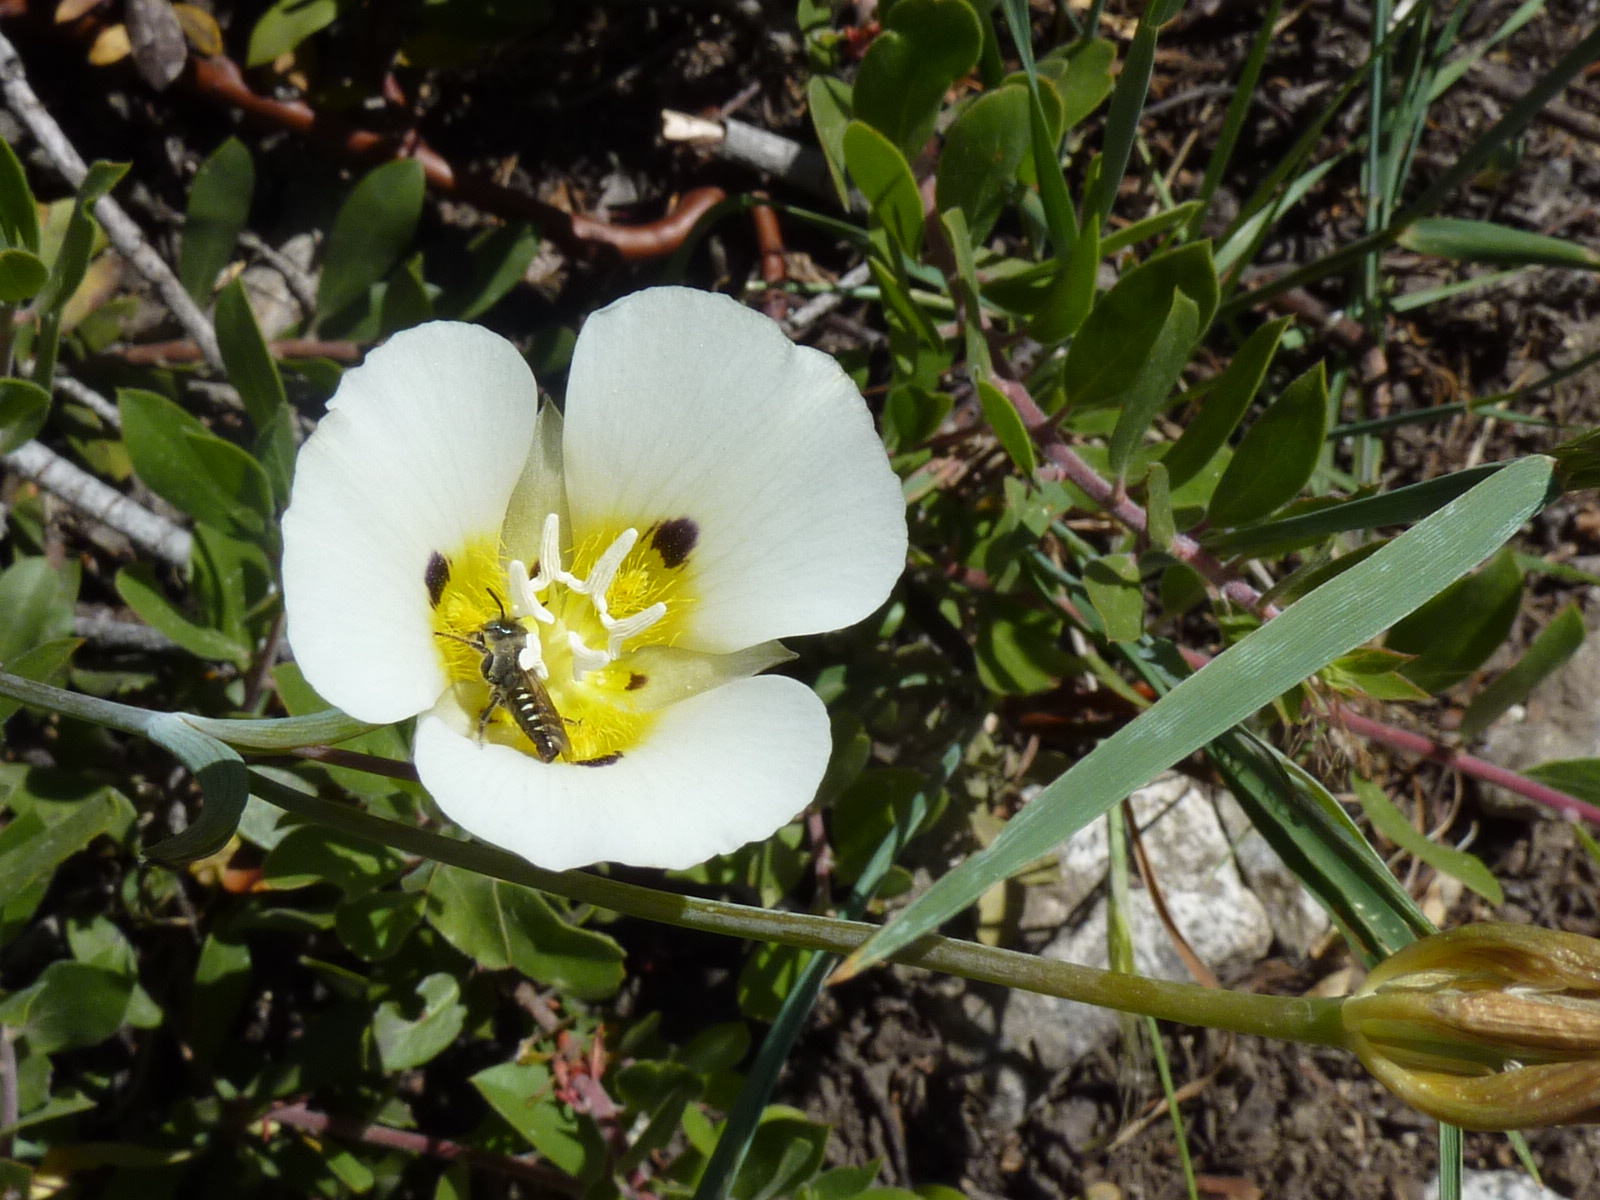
839 456 1553 975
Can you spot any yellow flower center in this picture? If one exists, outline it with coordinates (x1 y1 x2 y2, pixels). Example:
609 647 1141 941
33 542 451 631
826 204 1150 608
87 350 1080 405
427 515 695 763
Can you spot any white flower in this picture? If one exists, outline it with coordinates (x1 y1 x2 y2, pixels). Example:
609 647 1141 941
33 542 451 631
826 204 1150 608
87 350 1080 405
280 287 907 870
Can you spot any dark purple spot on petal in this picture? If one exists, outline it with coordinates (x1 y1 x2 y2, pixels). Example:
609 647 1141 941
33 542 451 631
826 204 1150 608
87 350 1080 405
577 753 622 767
626 673 648 691
650 517 698 569
425 552 451 608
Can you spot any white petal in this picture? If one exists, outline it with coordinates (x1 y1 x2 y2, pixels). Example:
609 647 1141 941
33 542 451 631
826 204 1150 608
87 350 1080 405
413 675 830 870
282 322 539 723
501 400 567 565
563 287 906 654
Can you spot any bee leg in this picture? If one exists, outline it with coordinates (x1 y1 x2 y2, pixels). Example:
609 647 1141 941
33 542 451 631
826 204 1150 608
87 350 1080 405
475 701 495 743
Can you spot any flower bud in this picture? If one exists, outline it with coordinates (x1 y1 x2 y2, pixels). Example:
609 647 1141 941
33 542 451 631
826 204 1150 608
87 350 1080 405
1342 923 1600 1130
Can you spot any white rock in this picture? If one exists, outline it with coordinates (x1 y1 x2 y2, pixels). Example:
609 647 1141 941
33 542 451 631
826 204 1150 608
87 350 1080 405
1422 1169 1570 1200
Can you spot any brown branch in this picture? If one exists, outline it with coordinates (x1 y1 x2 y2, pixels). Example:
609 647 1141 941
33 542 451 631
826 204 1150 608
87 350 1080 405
111 336 363 365
261 1102 583 1195
185 54 726 263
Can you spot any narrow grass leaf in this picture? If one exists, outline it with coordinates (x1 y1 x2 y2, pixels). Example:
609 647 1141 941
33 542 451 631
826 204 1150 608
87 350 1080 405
1458 601 1586 740
998 0 1078 254
840 456 1551 974
1351 777 1502 903
1398 217 1600 269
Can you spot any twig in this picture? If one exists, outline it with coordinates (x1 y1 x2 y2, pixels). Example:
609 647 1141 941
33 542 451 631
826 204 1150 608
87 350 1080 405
73 606 180 653
3 440 191 567
661 109 838 203
260 1102 582 1195
53 374 122 427
239 230 320 321
0 29 222 371
112 336 362 365
782 262 873 337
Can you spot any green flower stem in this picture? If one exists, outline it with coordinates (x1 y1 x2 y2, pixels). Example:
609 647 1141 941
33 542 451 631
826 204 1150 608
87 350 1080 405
248 770 1350 1050
0 668 158 737
0 669 375 750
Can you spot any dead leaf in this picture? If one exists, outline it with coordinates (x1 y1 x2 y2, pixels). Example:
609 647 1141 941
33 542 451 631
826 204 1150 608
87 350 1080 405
173 3 222 56
87 23 132 65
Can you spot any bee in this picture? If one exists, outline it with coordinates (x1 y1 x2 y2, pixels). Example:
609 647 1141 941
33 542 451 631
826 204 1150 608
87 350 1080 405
437 594 572 763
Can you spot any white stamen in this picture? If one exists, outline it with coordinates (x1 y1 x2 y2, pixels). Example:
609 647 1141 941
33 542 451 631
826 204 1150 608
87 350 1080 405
572 528 640 619
602 602 667 660
567 631 610 681
507 560 555 625
505 515 666 683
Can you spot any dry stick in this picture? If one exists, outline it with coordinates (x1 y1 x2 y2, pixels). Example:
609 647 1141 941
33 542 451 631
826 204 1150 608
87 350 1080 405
0 30 222 372
782 262 873 337
113 336 362 365
53 374 122 427
261 1103 582 1196
3 441 191 567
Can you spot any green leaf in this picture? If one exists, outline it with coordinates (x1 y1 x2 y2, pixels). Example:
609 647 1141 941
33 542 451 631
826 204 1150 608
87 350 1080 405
213 277 287 431
424 863 624 1000
975 380 1035 475
883 383 952 450
114 563 251 665
0 961 153 1053
142 713 251 863
0 137 40 253
317 159 426 330
1386 548 1524 693
806 76 854 211
1162 317 1288 489
32 160 126 388
373 973 466 1071
996 0 1077 255
842 456 1553 972
1040 37 1115 132
380 250 433 334
0 556 74 665
1398 217 1600 269
247 0 343 66
973 595 1074 694
179 137 254 301
335 892 425 961
472 1062 606 1178
1207 361 1329 528
1028 211 1099 343
936 84 1035 243
119 387 273 537
842 122 923 256
1523 758 1600 806
261 823 408 895
852 0 982 158
1061 243 1217 409
0 248 47 303
1084 553 1144 642
189 934 251 1069
1352 777 1503 903
0 638 80 724
0 788 123 915
1459 601 1587 739
1106 290 1198 481
0 378 51 455
438 223 540 322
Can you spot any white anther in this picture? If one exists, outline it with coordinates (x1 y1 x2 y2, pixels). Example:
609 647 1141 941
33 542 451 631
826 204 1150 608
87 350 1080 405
572 528 640 619
566 631 610 682
602 602 667 660
517 641 550 681
507 561 555 625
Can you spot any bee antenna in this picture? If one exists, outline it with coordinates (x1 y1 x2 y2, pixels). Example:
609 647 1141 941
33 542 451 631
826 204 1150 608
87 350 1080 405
485 589 508 619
